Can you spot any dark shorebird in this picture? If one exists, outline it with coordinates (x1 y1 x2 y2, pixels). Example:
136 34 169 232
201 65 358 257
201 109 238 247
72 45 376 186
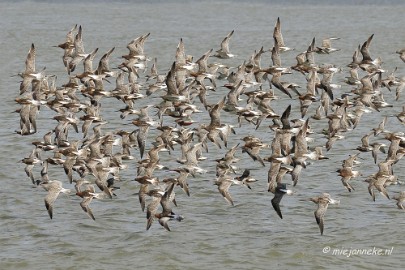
157 213 184 231
234 169 258 190
271 183 293 219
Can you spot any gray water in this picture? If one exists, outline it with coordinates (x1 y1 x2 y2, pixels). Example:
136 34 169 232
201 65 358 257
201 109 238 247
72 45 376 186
1 0 404 269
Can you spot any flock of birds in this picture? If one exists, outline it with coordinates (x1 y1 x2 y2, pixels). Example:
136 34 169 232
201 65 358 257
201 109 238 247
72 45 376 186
15 18 405 235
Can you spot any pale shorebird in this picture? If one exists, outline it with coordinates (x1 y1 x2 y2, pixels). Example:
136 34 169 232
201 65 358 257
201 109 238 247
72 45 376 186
344 67 361 86
146 188 165 230
384 132 405 162
214 174 239 206
20 148 42 184
155 183 183 231
310 104 326 120
175 38 196 71
96 47 115 76
337 165 362 192
212 30 236 59
290 119 311 186
53 24 78 67
32 130 56 151
395 76 405 101
360 34 374 65
370 142 387 164
392 191 405 210
342 153 361 168
304 146 328 161
273 17 293 53
68 26 87 74
76 184 101 220
291 50 313 74
133 175 158 213
254 94 280 129
215 143 240 176
299 70 318 118
169 168 192 196
365 174 391 201
17 43 38 94
144 183 182 231
270 71 300 99
120 33 151 73
356 132 373 152
315 37 340 54
396 47 405 63
241 136 268 167
395 105 405 125
381 67 400 91
310 193 340 235
372 116 388 136
347 45 361 68
40 180 72 219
